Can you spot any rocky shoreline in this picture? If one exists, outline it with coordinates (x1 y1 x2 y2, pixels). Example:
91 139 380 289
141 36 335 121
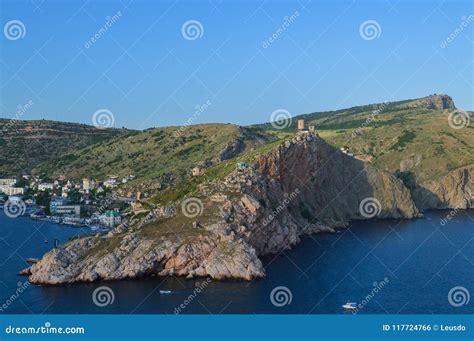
26 132 472 285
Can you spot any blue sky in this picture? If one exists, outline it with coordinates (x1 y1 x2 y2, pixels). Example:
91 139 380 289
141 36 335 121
0 0 472 129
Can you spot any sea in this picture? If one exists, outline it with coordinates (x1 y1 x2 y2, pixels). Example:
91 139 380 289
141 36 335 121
0 209 473 314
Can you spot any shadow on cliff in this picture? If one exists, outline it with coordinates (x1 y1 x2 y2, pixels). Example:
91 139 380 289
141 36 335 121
257 135 419 224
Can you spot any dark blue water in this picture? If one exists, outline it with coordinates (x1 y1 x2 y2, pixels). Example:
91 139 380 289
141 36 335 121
1 210 473 314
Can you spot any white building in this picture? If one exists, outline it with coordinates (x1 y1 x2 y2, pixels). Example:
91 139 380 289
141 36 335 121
99 210 121 227
104 179 118 188
0 179 16 186
61 189 69 198
0 186 24 195
0 177 21 196
38 183 54 191
51 205 81 216
82 178 96 192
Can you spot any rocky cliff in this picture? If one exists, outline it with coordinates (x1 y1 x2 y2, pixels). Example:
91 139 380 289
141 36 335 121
413 165 473 209
29 132 420 284
404 94 456 110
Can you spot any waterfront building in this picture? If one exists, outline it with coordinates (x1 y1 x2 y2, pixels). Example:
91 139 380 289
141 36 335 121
0 186 24 195
51 205 81 217
99 210 121 227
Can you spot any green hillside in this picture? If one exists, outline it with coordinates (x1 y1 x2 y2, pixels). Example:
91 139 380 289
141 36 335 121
3 94 472 191
0 119 126 177
257 94 473 183
34 124 276 189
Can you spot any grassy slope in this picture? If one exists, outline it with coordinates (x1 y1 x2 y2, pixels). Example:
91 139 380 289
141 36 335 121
6 95 472 189
150 135 291 206
256 96 473 183
35 123 276 187
0 119 126 177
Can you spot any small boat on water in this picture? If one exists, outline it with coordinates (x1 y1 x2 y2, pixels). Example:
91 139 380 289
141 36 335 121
342 302 357 310
31 211 46 219
26 258 39 264
159 290 172 294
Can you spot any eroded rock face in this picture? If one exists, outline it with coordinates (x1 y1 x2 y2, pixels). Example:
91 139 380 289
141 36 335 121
413 166 473 209
253 133 419 222
405 94 456 110
29 133 421 285
214 133 419 256
29 232 264 284
218 139 245 161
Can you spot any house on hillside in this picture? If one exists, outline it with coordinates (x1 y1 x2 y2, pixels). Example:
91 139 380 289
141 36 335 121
99 210 121 227
192 166 205 176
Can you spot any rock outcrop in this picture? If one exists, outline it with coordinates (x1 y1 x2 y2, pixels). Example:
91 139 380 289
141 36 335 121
28 132 421 285
413 165 473 209
218 139 245 161
29 233 264 284
404 94 456 110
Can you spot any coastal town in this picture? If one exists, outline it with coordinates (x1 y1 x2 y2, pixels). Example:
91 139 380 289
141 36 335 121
0 174 143 229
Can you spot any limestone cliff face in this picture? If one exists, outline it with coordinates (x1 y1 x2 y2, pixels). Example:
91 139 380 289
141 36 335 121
29 233 264 284
253 133 419 222
404 94 455 110
28 132 420 284
413 166 474 209
213 132 419 257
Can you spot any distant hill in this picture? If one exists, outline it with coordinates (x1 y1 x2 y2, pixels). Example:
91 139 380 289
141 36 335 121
256 94 473 183
34 124 277 190
2 94 472 190
0 119 128 177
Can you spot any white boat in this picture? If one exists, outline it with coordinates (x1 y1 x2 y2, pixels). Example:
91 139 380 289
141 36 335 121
342 302 357 310
159 290 172 294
